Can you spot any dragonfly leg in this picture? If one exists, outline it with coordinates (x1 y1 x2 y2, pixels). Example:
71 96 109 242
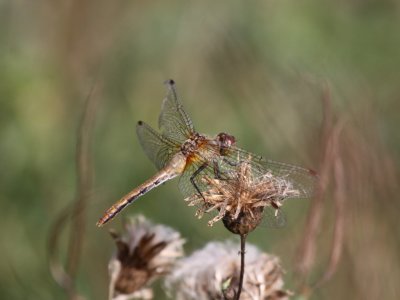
213 157 242 180
223 156 241 167
213 160 224 179
213 159 237 180
190 162 208 201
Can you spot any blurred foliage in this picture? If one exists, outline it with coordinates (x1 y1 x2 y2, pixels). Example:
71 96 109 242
0 0 399 299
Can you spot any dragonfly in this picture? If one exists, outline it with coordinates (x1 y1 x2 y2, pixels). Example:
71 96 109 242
96 80 317 227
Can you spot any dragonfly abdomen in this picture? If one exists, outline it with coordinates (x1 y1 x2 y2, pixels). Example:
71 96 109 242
97 153 187 227
96 170 177 227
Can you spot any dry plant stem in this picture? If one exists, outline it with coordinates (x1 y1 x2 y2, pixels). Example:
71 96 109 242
295 85 334 291
236 233 247 300
48 204 76 297
67 84 98 280
296 86 346 296
48 85 98 300
314 131 345 288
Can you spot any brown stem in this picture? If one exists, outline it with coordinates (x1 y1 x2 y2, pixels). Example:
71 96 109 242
314 132 345 288
295 85 334 292
236 233 247 300
66 83 98 280
47 83 98 300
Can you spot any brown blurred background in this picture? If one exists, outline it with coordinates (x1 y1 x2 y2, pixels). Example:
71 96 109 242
0 0 399 299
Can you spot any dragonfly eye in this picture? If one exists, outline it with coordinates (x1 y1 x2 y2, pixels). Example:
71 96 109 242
217 132 236 153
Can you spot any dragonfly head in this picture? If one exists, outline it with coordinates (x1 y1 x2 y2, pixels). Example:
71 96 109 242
216 132 236 155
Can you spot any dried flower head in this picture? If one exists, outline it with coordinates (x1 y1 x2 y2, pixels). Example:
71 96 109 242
185 158 301 234
164 241 291 300
108 215 185 300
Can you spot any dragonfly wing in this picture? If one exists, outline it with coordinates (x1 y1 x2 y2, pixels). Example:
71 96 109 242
178 143 225 198
179 157 226 224
158 80 195 142
178 159 216 199
257 157 316 199
226 147 317 199
260 207 287 228
136 121 180 170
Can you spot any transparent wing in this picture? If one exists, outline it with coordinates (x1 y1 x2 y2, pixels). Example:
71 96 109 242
178 142 315 229
158 80 195 143
177 142 317 199
179 156 231 225
179 152 289 229
224 147 317 199
178 156 216 199
260 207 287 228
136 121 181 170
178 143 224 198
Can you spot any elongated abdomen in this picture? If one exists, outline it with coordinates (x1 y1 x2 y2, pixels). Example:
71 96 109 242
97 153 187 227
96 171 177 226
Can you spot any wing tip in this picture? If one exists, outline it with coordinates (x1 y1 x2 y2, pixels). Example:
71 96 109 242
164 79 175 87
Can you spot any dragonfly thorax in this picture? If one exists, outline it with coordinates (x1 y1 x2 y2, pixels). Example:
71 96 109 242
180 133 207 156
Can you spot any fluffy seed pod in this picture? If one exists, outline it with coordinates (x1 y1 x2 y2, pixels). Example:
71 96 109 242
164 241 291 300
108 215 185 300
185 159 301 234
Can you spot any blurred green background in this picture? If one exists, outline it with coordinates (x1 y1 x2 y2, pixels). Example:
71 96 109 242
1 0 399 299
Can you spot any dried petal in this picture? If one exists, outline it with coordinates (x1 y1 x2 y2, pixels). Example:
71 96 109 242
185 159 300 234
109 215 185 300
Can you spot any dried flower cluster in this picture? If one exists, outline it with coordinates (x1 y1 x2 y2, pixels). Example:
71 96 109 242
108 215 185 300
185 159 301 234
164 241 291 300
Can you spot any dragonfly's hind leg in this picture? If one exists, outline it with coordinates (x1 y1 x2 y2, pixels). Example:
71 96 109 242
190 162 208 201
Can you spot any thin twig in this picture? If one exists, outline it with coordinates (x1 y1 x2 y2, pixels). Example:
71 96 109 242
67 82 98 279
48 203 75 297
295 85 347 296
47 84 99 300
314 123 345 288
295 85 334 291
236 233 247 300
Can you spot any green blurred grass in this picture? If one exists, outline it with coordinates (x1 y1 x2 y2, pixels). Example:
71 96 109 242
1 0 399 299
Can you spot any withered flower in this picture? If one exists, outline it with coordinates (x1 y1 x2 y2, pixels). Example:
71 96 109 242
185 158 301 234
164 241 291 300
108 215 185 300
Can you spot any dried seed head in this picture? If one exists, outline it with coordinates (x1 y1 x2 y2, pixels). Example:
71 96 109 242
185 159 300 234
222 206 264 235
108 215 185 300
164 241 291 300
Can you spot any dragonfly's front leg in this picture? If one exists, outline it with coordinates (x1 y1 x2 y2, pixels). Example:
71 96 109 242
190 162 208 201
213 160 224 179
222 156 240 167
214 156 241 179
